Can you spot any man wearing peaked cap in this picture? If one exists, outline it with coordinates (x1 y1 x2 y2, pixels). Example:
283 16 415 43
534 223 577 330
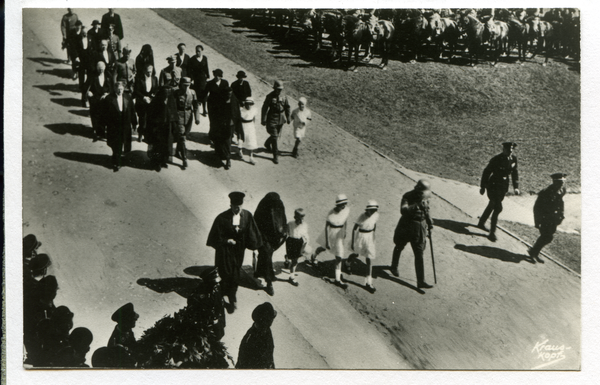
391 179 434 289
314 194 351 288
159 55 182 90
207 192 262 313
172 76 200 170
477 142 520 242
261 80 291 164
107 302 138 365
114 45 136 94
529 173 568 263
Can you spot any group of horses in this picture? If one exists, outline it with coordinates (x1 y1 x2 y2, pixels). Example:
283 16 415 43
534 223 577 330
231 8 580 70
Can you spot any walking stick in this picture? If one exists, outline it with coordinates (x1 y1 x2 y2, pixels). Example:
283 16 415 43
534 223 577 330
428 232 437 284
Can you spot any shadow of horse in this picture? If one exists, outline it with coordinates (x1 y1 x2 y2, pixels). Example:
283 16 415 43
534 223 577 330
28 57 67 67
433 218 487 237
45 123 93 139
54 151 112 169
455 244 535 264
34 83 81 95
50 97 83 108
37 68 73 79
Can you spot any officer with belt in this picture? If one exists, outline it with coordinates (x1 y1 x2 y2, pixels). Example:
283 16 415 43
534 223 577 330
390 179 434 289
477 142 520 242
261 80 290 164
528 173 567 263
172 77 200 170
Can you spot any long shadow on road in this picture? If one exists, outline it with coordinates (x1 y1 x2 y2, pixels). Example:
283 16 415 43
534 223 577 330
54 151 112 169
137 277 202 299
45 123 93 139
434 218 487 238
28 56 67 66
455 244 535 264
37 68 72 79
51 97 83 108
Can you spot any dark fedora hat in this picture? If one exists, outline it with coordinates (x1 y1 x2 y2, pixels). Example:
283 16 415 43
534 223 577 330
236 70 247 78
30 253 52 272
23 234 42 254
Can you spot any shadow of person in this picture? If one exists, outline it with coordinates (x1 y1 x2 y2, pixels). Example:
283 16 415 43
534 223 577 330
54 151 112 169
137 277 202 299
45 123 93 139
34 83 81 95
124 150 153 170
372 266 425 294
68 109 90 118
50 97 84 108
187 149 223 169
434 218 486 237
455 244 535 264
28 57 68 67
186 132 211 146
37 68 73 79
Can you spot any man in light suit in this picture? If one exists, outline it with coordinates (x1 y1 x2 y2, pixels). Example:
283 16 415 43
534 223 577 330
105 80 137 171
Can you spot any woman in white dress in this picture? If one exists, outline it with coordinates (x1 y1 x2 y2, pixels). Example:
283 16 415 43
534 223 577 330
349 200 379 293
314 194 351 289
240 97 258 164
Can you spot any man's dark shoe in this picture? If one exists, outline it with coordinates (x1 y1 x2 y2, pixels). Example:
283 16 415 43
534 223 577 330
417 282 433 289
476 222 489 231
265 284 275 296
182 160 188 170
390 267 399 277
365 284 376 294
488 232 497 242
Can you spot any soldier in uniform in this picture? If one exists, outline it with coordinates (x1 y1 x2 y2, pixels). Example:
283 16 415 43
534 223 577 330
477 142 520 241
113 46 136 94
101 9 124 41
529 173 567 263
172 77 200 170
60 8 79 64
390 179 434 289
261 80 291 164
105 23 122 60
107 302 138 367
159 55 182 90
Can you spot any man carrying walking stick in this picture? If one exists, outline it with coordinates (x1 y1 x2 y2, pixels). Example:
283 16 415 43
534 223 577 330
390 179 435 289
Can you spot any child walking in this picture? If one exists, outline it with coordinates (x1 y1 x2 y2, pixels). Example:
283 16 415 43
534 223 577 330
290 97 312 158
349 200 380 293
285 208 312 286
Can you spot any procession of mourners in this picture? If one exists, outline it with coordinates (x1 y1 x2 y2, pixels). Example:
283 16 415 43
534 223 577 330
23 7 574 369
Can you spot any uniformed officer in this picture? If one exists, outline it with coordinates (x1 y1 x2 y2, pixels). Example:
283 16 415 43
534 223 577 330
477 142 520 242
390 179 434 289
528 173 567 263
172 77 200 170
261 80 291 164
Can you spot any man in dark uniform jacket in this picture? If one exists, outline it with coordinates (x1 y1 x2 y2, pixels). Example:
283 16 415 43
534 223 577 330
236 302 276 369
477 142 520 241
261 80 291 164
66 20 87 101
172 77 200 170
107 302 138 367
390 179 434 289
105 80 137 171
207 192 262 314
60 8 79 63
101 9 124 40
529 173 567 263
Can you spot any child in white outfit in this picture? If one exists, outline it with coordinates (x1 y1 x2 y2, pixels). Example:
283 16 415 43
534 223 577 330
290 97 312 158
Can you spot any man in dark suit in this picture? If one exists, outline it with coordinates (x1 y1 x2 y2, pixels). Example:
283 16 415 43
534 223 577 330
207 192 262 314
101 9 124 40
188 44 210 116
60 8 79 64
85 61 112 141
477 142 520 241
89 39 116 79
134 64 158 143
105 80 137 171
529 173 567 263
66 20 87 100
175 43 190 77
206 69 229 145
87 20 103 54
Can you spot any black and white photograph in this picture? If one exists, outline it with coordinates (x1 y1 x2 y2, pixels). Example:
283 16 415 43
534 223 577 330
6 0 597 383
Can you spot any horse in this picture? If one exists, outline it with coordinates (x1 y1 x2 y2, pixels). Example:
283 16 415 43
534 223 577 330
369 19 395 69
528 16 557 65
459 13 486 66
506 15 531 62
320 11 345 62
341 15 374 70
428 12 460 61
400 10 429 63
485 17 510 65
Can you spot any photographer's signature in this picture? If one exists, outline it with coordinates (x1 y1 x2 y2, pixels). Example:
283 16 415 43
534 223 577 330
531 336 571 369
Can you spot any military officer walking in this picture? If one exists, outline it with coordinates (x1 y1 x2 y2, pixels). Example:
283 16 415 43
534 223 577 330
261 80 291 164
172 77 200 170
477 142 520 242
529 173 567 263
390 180 434 289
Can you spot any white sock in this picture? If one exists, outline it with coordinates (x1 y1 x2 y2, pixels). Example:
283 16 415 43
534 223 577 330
335 268 341 282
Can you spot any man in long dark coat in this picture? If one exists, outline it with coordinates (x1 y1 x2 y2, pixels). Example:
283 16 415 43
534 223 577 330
105 80 137 171
236 302 276 369
207 192 262 314
101 9 124 40
390 179 434 289
477 142 520 241
529 173 567 263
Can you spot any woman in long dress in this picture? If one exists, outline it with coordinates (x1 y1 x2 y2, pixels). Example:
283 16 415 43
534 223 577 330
240 97 258 164
349 200 379 293
253 192 287 296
